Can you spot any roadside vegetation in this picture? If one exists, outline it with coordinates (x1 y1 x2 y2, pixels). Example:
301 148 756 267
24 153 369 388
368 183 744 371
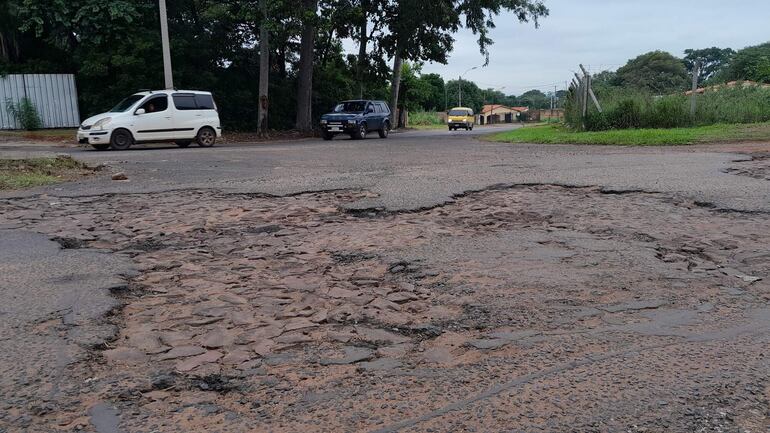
488 122 770 146
566 85 770 132
407 111 446 129
0 129 76 142
0 156 93 190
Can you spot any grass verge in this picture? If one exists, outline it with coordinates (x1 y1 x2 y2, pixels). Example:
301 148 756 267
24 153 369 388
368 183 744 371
0 128 77 142
0 156 93 190
486 122 770 146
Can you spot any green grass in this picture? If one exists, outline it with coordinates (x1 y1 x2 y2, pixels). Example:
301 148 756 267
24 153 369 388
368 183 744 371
486 122 770 146
0 156 91 190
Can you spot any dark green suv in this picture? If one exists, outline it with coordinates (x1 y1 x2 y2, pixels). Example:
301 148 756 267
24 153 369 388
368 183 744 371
319 100 391 140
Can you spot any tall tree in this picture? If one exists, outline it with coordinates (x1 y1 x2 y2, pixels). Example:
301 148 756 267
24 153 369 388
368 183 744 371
295 0 318 131
616 51 690 94
384 0 548 127
684 47 735 83
725 42 770 83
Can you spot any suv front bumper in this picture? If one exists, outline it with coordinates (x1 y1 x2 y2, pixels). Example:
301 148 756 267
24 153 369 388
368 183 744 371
322 122 357 133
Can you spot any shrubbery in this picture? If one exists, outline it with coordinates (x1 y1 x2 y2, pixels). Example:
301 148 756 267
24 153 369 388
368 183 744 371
566 84 770 131
5 97 42 130
409 111 444 126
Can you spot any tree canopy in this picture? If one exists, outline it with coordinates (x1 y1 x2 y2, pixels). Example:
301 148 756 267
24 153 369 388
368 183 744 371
1 0 550 130
724 42 770 84
684 47 735 83
616 51 690 94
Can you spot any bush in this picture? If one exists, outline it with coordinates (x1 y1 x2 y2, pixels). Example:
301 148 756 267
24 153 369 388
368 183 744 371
409 111 443 126
641 96 691 129
5 98 42 130
606 99 642 129
566 84 770 131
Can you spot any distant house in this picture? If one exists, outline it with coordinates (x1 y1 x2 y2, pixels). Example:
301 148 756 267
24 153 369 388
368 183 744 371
479 104 527 125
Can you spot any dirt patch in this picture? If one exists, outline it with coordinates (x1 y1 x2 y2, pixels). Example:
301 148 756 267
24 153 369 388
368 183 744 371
1 185 769 432
0 155 96 190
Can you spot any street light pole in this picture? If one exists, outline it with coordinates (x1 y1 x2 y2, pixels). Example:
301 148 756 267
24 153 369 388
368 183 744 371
458 66 480 107
159 0 174 89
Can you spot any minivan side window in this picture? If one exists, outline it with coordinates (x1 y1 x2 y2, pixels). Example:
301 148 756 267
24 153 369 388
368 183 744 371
173 94 198 110
139 95 168 113
195 94 216 110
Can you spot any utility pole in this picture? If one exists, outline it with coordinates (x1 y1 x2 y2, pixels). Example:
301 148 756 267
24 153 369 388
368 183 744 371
159 0 174 89
690 60 701 117
444 84 448 112
458 75 463 107
550 85 555 120
257 0 269 136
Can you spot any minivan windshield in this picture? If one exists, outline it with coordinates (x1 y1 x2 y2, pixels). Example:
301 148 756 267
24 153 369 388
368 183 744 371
110 95 145 112
334 101 367 113
448 109 471 116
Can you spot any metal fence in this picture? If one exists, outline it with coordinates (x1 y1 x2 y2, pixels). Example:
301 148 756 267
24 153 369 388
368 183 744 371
0 74 80 129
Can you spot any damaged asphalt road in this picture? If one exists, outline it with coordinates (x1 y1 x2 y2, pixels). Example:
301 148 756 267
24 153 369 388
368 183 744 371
2 127 770 213
0 230 136 431
1 130 769 432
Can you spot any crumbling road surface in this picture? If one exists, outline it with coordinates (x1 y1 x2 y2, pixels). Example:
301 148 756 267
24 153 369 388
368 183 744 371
1 131 769 432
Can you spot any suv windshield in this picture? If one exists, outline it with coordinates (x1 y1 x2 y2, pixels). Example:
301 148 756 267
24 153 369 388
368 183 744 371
449 109 470 116
110 95 145 112
334 101 367 113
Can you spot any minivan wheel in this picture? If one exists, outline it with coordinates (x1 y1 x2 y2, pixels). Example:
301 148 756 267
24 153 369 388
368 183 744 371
176 141 191 148
196 127 216 147
110 129 133 150
378 121 390 138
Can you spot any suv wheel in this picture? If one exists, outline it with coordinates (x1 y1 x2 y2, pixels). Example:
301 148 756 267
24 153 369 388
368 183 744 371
354 123 367 140
378 121 389 138
110 129 133 150
196 127 216 147
322 130 334 141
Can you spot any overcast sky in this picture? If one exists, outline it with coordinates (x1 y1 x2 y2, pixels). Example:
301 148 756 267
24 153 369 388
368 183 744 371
416 0 770 96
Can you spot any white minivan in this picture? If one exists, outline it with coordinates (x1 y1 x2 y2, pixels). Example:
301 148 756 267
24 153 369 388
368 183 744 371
77 90 222 150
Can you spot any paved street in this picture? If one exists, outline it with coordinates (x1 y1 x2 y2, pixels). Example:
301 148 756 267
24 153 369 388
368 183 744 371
1 127 769 432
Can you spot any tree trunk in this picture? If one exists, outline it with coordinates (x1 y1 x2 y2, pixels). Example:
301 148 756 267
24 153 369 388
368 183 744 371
257 0 269 136
389 47 403 128
295 0 318 131
355 0 369 99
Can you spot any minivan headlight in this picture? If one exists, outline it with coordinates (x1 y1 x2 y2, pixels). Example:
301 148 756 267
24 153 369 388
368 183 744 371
93 117 112 130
